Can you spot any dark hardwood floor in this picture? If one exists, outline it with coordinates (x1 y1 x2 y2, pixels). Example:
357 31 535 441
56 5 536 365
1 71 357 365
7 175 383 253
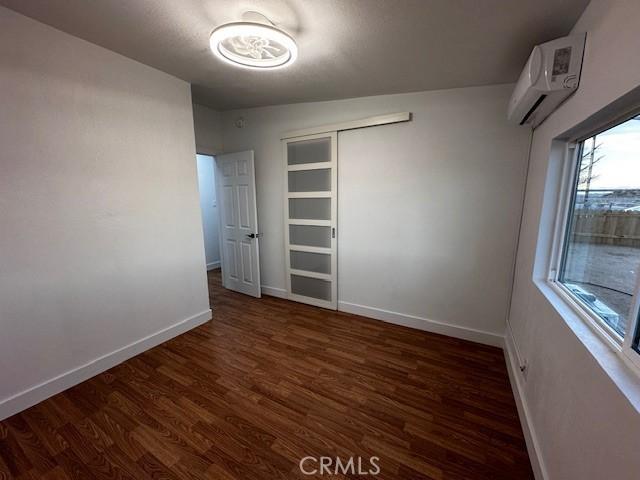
0 270 533 479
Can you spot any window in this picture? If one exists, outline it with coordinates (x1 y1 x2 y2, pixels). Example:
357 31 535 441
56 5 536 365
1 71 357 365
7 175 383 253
554 114 640 355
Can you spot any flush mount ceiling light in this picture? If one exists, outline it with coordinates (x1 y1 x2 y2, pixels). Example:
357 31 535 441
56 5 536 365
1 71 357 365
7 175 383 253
209 21 298 70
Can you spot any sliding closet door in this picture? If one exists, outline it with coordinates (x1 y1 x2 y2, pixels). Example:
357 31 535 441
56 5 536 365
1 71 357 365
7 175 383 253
284 132 337 309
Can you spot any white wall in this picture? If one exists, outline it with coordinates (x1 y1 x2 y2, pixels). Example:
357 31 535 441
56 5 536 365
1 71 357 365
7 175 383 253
507 0 640 478
222 85 531 344
193 103 223 155
0 7 210 419
196 154 221 270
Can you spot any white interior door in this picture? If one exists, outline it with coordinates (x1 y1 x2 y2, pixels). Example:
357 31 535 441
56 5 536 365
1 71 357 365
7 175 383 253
215 150 261 298
284 132 337 309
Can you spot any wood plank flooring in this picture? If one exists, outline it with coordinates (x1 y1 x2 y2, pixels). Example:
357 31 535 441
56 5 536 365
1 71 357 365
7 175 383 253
0 270 533 479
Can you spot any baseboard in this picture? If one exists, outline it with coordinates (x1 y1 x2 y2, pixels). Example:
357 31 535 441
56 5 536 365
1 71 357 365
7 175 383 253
0 309 212 421
504 327 548 480
261 284 287 299
338 301 503 347
206 261 221 271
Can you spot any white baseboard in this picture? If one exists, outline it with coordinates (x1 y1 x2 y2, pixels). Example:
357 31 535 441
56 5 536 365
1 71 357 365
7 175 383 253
207 261 221 271
0 309 212 421
504 327 548 480
261 284 287 299
338 301 503 347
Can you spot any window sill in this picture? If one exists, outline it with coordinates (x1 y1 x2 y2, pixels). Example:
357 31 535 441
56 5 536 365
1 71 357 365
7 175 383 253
535 278 640 414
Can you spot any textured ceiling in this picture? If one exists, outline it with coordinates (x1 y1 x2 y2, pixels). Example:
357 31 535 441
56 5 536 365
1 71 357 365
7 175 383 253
0 0 589 110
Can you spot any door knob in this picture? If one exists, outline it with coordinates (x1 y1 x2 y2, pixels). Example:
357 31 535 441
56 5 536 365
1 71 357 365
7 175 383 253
246 233 263 239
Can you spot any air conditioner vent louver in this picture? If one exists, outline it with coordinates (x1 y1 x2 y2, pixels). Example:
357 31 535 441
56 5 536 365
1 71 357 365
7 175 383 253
519 95 546 126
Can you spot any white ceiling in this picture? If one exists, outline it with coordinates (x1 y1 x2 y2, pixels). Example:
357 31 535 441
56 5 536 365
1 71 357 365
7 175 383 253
1 0 589 110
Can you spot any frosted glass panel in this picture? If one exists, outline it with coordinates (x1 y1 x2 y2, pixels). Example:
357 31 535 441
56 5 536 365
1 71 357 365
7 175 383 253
290 251 331 274
288 169 331 192
287 138 330 165
289 225 331 248
291 275 331 301
289 198 331 220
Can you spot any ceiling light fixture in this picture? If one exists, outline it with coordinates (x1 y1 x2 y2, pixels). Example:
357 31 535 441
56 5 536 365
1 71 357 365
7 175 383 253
209 20 297 70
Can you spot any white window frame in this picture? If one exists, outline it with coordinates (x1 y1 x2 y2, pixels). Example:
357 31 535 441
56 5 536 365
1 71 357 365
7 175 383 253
547 119 640 371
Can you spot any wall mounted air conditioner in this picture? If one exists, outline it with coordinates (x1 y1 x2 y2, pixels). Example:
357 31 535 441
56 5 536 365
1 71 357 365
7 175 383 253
508 33 586 128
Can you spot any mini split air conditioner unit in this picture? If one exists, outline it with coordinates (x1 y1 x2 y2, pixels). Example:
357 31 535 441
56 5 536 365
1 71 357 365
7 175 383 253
508 33 586 128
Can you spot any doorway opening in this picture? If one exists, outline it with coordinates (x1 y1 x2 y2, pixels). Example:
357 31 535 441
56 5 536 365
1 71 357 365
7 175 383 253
196 154 221 272
197 151 262 298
